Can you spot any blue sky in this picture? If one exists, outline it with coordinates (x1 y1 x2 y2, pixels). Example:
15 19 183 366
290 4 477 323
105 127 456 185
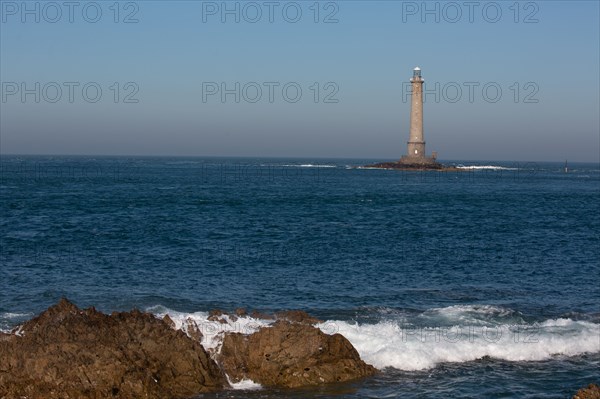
1 0 598 161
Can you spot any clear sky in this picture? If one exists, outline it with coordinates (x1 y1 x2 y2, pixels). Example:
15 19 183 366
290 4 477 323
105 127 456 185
1 0 598 162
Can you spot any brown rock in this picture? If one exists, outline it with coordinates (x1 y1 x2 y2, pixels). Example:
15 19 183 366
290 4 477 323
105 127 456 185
275 310 323 324
574 384 600 399
250 311 275 320
208 309 238 323
0 298 227 399
162 314 176 329
207 309 229 323
235 308 247 317
218 320 376 388
185 317 203 342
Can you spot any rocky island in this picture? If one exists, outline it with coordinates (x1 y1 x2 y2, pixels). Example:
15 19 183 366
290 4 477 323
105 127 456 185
362 160 455 171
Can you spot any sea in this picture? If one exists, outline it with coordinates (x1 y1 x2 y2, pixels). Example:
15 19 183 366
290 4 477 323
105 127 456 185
0 155 599 398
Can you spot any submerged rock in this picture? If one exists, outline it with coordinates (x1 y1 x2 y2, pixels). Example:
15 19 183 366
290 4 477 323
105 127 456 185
574 384 600 399
0 298 227 399
219 320 377 388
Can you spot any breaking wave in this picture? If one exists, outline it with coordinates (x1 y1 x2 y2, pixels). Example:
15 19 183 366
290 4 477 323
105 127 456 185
280 164 337 168
455 165 519 171
146 304 599 372
327 317 599 371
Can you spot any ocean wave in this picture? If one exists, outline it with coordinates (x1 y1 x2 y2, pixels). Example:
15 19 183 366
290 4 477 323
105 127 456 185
0 312 34 319
322 317 600 371
279 164 337 168
455 165 518 171
418 304 526 326
0 312 34 333
148 305 600 372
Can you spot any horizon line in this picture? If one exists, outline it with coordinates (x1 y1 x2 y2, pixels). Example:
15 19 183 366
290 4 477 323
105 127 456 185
0 153 598 164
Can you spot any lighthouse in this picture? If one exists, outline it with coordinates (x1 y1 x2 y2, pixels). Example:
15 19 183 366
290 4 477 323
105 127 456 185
400 67 439 166
363 66 444 170
408 67 425 157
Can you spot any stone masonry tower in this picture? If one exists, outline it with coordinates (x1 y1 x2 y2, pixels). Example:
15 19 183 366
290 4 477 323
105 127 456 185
407 67 425 157
400 67 438 166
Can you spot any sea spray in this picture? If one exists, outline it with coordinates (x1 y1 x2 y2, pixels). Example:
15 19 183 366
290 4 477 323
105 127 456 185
149 305 600 372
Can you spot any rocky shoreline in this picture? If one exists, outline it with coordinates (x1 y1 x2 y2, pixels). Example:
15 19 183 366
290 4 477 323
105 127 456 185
0 299 375 398
0 299 597 398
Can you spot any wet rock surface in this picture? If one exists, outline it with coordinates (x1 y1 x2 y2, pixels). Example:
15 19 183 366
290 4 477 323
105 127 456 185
0 299 227 399
0 300 377 397
274 310 323 324
218 320 377 388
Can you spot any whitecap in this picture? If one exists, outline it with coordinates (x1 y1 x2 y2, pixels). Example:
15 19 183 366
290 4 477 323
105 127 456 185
318 317 600 371
149 306 599 373
455 165 518 171
280 164 337 168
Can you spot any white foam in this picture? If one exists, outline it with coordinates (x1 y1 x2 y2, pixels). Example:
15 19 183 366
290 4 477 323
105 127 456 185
455 165 518 171
280 164 337 168
0 312 34 333
228 377 263 390
419 304 524 326
0 312 33 319
356 166 389 170
318 318 600 371
149 307 271 352
149 306 600 372
427 304 509 315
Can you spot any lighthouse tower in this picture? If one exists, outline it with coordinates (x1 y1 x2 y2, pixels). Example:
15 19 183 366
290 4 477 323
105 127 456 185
400 67 439 166
407 67 425 157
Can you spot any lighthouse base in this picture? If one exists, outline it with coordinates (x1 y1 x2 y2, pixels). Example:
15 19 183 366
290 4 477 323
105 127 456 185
363 161 444 170
398 155 441 166
364 156 445 171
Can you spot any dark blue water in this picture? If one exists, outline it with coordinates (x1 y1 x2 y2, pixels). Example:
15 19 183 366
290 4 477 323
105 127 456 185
1 155 599 398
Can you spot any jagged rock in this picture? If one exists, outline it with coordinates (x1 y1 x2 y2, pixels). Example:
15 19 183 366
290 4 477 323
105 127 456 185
208 309 243 323
250 310 275 320
235 308 247 317
574 384 600 399
162 314 176 329
218 320 376 388
275 310 323 324
208 309 229 323
185 317 203 342
0 298 227 399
